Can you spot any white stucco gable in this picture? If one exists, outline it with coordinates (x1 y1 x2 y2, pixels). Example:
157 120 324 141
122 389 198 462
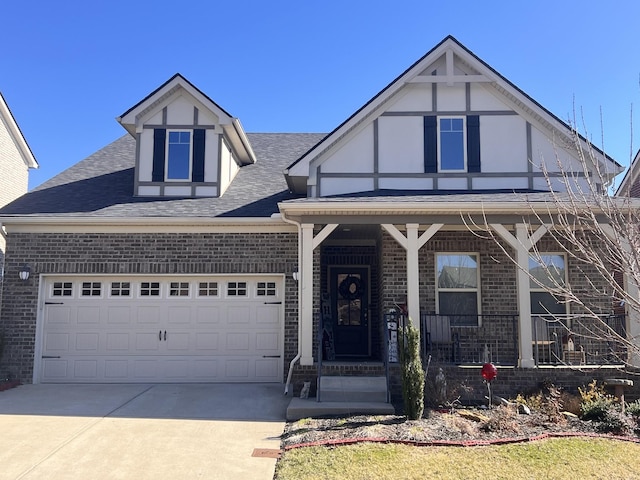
117 74 255 197
285 36 621 197
0 92 38 208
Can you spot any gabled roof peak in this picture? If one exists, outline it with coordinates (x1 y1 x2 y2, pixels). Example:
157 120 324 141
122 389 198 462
0 91 39 169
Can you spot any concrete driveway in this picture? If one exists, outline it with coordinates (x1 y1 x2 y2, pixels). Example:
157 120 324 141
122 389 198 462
0 383 290 480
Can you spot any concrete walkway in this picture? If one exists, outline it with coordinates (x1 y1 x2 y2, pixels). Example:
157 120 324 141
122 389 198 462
0 383 289 480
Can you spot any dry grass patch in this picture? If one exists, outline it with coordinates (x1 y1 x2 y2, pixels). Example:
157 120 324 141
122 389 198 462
275 438 640 480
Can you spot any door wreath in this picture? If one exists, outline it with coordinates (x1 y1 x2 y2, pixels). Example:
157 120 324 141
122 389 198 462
338 275 363 300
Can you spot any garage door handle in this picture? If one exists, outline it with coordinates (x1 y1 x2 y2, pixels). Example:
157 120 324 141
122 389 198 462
42 355 61 359
159 330 162 341
263 355 281 358
45 302 64 305
263 301 282 305
164 330 167 341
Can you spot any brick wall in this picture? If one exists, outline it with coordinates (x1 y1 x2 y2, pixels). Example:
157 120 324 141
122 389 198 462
0 232 298 382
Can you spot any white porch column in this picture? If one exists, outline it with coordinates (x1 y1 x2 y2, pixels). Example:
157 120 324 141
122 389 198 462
491 223 548 368
299 223 338 366
382 223 443 328
406 224 420 326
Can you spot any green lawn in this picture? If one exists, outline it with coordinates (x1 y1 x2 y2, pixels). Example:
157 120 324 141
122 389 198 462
275 438 640 480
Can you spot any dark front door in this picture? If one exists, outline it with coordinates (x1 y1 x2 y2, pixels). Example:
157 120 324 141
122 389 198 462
330 267 369 357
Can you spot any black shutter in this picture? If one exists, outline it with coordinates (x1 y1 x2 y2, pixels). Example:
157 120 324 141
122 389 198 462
467 115 481 173
424 116 437 173
192 129 205 182
152 129 166 182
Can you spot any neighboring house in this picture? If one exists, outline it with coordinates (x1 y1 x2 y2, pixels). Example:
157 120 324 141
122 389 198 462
615 149 640 197
0 93 38 309
0 37 630 400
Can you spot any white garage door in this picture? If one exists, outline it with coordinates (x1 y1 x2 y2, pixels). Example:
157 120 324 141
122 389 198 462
38 275 284 383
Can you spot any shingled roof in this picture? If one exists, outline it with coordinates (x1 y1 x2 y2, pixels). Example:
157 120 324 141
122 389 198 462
0 133 325 218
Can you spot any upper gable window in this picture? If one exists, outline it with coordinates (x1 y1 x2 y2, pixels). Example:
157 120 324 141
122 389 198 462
439 118 466 171
167 131 192 180
424 115 480 174
152 128 205 184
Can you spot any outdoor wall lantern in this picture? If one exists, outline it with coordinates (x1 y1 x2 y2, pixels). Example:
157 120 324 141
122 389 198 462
292 271 299 282
18 264 31 282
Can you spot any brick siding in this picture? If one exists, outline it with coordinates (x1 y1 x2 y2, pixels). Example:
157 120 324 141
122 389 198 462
0 232 298 382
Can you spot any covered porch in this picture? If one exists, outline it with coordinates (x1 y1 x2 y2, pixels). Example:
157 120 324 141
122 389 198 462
279 195 637 397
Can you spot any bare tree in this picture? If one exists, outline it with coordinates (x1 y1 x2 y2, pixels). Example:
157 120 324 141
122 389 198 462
468 120 640 368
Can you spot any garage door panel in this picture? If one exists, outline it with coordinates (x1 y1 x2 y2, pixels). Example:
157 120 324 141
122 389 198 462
195 332 219 351
135 332 161 351
165 360 189 379
196 306 220 324
255 359 279 379
133 360 158 379
255 332 279 351
42 359 69 379
75 333 100 352
46 307 72 325
167 306 191 324
165 332 190 351
225 359 250 379
107 306 132 325
137 306 162 324
225 333 250 352
44 333 70 351
77 306 101 324
192 359 218 379
106 333 130 351
104 360 129 379
74 360 98 378
227 306 250 325
256 305 279 325
40 275 283 383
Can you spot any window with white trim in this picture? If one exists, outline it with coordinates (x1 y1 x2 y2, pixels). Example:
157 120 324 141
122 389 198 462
52 281 73 297
227 281 247 297
438 117 466 171
140 282 161 297
81 282 102 297
198 282 218 297
166 131 191 180
169 282 190 297
110 282 131 297
529 254 567 316
257 281 276 296
436 253 480 326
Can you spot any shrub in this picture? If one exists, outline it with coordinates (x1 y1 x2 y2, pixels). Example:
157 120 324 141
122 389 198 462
399 322 424 420
626 400 640 418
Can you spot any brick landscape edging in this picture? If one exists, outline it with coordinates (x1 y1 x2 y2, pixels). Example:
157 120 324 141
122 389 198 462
284 431 640 450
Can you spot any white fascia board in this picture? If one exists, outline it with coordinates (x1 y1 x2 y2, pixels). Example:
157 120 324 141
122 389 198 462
223 118 256 165
117 75 234 132
0 216 295 234
278 198 640 216
288 41 460 179
0 93 39 169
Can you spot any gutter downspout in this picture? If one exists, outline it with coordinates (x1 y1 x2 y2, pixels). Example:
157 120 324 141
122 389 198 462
279 210 302 395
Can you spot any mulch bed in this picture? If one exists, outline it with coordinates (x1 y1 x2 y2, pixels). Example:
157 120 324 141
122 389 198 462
281 406 640 450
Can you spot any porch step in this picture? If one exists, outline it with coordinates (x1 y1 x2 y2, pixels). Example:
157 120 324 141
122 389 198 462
286 398 395 421
318 375 388 403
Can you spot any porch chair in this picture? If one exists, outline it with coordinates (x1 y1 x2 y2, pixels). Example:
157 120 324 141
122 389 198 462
531 317 560 364
424 315 456 362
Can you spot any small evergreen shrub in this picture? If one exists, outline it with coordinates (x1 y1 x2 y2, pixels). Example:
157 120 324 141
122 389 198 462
399 322 424 420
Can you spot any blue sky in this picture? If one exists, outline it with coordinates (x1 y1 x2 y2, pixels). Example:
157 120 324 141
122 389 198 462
2 0 639 189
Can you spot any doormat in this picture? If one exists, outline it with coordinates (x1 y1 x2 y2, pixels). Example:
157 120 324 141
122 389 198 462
252 448 282 459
